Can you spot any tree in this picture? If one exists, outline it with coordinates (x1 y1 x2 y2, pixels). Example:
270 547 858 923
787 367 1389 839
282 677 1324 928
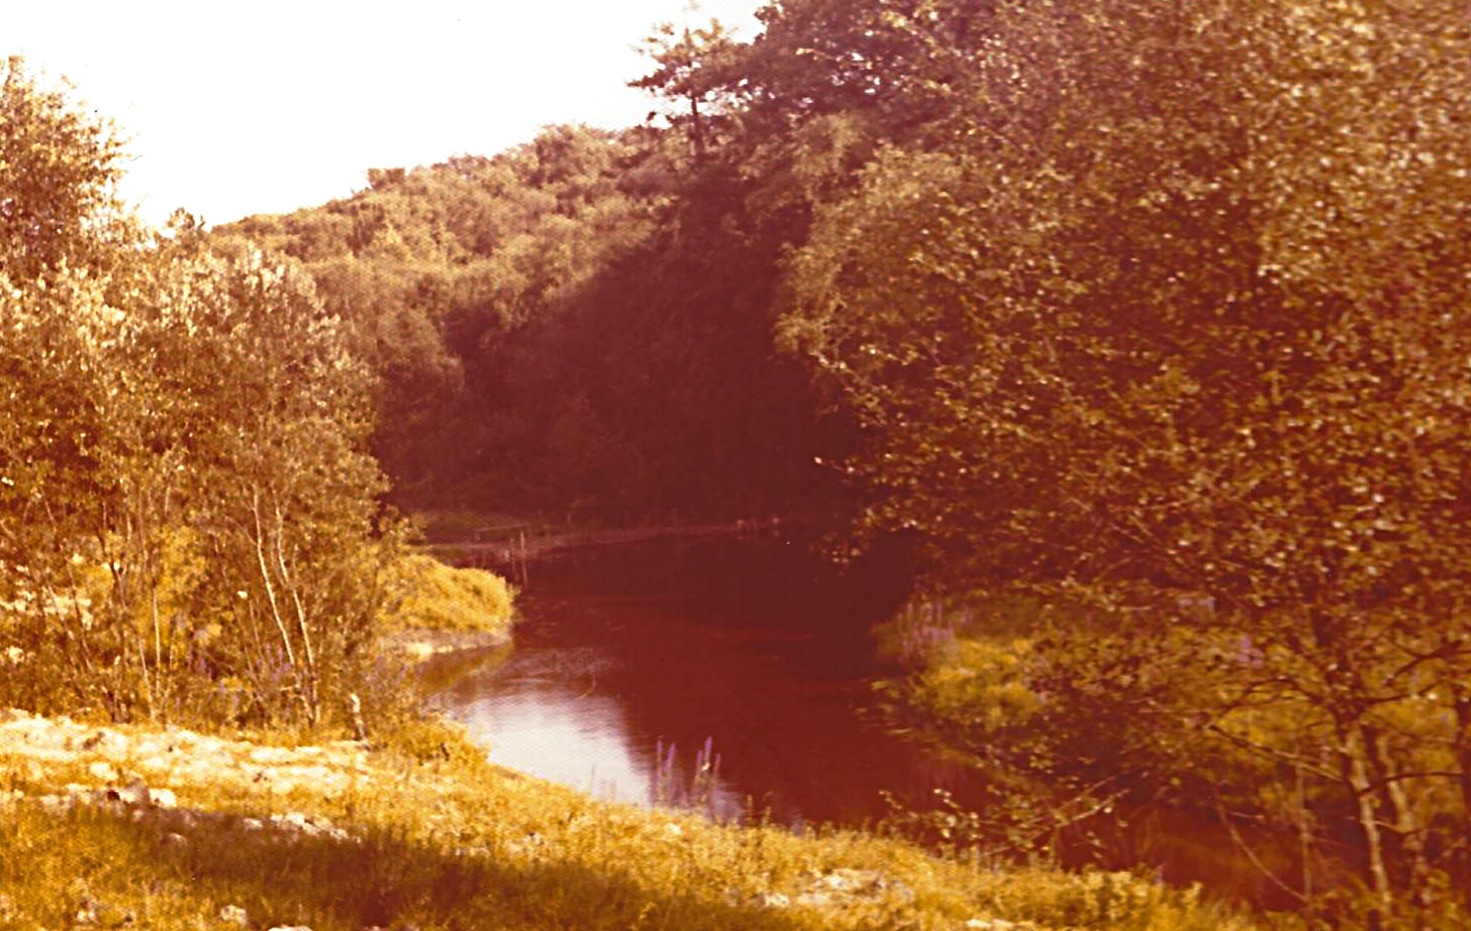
633 18 744 160
141 237 390 725
1 58 143 717
1 60 397 728
0 56 130 282
780 0 1471 916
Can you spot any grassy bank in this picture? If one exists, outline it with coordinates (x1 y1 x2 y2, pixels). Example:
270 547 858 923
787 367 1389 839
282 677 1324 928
868 595 1471 929
0 559 1253 931
0 710 1252 931
376 553 518 661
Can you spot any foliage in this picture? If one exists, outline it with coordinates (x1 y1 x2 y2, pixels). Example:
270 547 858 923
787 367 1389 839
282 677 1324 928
631 18 745 160
221 128 667 511
0 60 399 729
0 55 130 281
376 552 515 636
224 111 849 521
766 0 1471 919
11 0 1464 922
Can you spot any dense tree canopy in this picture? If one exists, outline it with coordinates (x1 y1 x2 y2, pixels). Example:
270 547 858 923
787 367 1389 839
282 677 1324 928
1 59 394 727
767 0 1471 917
222 119 844 521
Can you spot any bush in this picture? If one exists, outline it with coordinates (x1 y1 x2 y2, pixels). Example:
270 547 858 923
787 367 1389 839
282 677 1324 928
377 553 515 636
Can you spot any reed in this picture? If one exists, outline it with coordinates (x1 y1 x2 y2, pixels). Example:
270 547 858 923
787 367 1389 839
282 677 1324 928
652 736 729 820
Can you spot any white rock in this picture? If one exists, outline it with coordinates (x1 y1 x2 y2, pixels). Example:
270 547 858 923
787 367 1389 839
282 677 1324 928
87 761 119 782
248 746 295 765
272 812 350 841
219 904 249 926
73 898 99 925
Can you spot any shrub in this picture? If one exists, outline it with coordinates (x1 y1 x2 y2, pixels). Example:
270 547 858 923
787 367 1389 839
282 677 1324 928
376 553 515 636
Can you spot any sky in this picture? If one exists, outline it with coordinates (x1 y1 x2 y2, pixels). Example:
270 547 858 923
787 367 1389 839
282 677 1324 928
9 0 767 227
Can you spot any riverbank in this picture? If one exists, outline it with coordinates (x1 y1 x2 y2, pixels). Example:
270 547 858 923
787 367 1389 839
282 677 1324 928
0 549 1255 930
378 553 517 644
0 708 1253 931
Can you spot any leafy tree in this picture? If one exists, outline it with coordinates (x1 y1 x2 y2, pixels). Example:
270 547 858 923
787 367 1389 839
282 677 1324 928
780 0 1471 916
143 237 391 724
632 18 744 160
1 60 398 728
0 56 131 282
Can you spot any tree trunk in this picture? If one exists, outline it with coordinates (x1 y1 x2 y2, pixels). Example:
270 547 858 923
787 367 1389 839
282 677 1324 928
1342 729 1394 915
1454 687 1471 906
1360 723 1427 904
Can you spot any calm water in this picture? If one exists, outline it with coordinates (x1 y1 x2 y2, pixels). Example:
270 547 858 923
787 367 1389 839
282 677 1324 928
429 540 970 827
425 541 1302 908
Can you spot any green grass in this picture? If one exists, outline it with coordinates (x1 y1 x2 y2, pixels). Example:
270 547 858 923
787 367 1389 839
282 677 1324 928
378 552 516 638
0 715 1257 931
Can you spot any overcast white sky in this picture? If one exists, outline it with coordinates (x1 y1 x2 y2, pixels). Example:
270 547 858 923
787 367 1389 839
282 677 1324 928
9 1 766 227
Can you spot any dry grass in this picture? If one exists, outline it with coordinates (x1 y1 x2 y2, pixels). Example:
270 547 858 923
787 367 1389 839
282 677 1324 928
0 710 1256 931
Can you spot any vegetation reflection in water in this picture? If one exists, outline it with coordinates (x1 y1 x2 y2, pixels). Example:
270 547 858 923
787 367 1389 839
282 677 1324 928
432 589 973 829
447 682 744 821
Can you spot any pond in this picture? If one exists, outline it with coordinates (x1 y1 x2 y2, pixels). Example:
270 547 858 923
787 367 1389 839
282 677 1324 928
429 536 973 827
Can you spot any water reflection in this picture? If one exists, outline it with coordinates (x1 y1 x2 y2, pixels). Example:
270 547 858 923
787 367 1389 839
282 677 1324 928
448 682 744 818
432 590 976 827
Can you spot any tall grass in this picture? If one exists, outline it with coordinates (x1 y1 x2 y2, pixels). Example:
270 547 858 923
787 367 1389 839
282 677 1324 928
874 598 971 668
652 736 731 820
377 553 516 637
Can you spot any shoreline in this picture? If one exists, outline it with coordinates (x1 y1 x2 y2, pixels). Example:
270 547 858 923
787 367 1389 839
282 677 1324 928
0 706 1248 931
378 626 513 662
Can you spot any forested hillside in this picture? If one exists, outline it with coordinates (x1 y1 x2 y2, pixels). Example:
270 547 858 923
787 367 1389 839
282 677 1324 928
52 0 1468 923
221 119 844 521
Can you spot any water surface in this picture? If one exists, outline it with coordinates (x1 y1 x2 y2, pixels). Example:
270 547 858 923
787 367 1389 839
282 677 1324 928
432 570 968 827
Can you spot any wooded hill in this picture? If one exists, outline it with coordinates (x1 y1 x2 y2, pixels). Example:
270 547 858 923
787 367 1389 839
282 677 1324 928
221 120 846 523
106 0 1471 921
